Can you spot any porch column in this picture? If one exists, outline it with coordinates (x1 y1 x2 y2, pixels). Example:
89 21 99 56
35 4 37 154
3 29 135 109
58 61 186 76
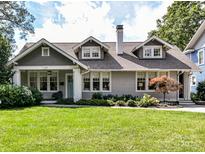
13 68 21 85
73 67 82 102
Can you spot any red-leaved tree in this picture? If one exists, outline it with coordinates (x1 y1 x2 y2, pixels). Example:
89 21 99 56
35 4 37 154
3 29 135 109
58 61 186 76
150 76 182 102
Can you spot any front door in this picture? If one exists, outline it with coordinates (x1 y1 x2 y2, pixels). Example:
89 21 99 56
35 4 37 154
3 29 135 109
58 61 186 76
67 74 73 99
179 73 184 99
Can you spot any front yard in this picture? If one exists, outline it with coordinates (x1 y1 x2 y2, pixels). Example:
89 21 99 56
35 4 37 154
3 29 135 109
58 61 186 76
0 107 205 152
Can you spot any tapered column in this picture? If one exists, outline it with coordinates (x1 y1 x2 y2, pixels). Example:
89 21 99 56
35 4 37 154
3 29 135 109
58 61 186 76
13 69 21 85
73 68 82 102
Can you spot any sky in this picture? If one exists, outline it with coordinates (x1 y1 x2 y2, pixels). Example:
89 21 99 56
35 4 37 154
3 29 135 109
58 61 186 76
14 1 173 55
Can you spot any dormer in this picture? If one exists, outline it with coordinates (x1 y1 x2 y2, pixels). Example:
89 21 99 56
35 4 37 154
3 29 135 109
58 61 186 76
73 36 109 60
132 36 174 59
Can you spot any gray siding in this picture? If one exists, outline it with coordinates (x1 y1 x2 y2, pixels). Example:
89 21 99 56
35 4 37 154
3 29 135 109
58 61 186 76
17 45 74 66
82 71 179 100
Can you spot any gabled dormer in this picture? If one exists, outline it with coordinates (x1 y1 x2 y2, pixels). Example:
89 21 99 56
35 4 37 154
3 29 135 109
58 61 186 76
132 36 174 59
73 36 109 60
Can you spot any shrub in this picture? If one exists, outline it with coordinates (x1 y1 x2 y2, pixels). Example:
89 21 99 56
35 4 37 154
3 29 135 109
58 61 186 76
137 94 160 107
0 84 35 108
116 100 126 106
196 81 205 101
57 98 74 104
52 91 63 100
76 99 114 106
127 99 137 107
92 93 103 99
29 87 43 104
191 92 200 103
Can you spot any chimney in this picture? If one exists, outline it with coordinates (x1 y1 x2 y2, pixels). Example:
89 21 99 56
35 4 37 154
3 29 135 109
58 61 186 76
116 25 123 55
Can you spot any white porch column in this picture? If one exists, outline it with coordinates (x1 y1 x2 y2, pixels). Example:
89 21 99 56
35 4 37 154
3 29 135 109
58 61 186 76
73 67 82 102
13 68 21 85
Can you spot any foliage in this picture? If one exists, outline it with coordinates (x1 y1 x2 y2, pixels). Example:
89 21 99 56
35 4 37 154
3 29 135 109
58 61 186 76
0 35 13 84
127 99 138 107
148 1 205 50
0 1 35 44
76 99 114 106
116 100 126 106
57 98 74 104
137 94 160 107
196 80 205 101
52 91 63 100
29 87 43 104
0 84 36 108
92 93 103 99
150 75 182 102
102 94 137 102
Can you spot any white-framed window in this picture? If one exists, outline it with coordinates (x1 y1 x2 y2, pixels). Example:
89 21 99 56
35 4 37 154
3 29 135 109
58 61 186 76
28 71 59 92
191 75 196 86
136 71 170 91
143 46 162 58
82 46 101 59
42 47 50 56
82 72 111 92
198 49 204 65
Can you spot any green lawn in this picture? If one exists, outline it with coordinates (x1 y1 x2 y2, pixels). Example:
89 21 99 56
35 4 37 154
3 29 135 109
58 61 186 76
0 107 205 152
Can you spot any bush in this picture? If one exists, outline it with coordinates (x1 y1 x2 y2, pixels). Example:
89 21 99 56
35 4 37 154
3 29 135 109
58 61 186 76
92 93 103 99
0 84 35 108
29 87 43 104
76 99 114 106
57 98 74 104
191 92 200 103
116 100 126 106
196 81 205 101
127 99 137 107
137 94 160 107
52 91 63 100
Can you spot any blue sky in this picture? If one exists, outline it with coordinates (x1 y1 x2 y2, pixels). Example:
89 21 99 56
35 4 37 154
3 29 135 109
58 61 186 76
14 1 172 54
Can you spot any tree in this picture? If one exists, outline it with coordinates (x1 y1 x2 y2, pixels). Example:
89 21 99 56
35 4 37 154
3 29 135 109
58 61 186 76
148 1 205 50
0 1 35 44
0 35 14 84
149 76 182 102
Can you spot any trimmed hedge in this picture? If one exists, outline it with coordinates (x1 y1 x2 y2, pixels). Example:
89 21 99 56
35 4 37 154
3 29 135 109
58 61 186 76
76 99 115 106
0 84 42 108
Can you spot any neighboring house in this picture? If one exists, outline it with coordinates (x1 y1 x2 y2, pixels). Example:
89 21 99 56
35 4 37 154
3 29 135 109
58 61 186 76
8 25 198 102
184 21 205 93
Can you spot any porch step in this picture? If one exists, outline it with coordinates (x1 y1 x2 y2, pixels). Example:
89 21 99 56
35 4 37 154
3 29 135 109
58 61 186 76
41 100 57 104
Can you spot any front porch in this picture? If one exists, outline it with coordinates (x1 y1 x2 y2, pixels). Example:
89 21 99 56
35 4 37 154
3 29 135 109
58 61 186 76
12 65 82 102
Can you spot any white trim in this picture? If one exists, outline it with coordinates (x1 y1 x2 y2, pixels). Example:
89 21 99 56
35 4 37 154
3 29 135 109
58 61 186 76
14 65 78 70
28 71 59 92
143 46 163 58
65 73 73 99
132 36 174 52
82 46 101 59
72 36 109 51
135 71 170 92
41 47 50 56
7 38 88 69
198 49 204 65
89 69 191 72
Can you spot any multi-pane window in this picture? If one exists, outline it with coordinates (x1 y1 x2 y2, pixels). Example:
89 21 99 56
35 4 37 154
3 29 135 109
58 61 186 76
102 72 110 91
50 72 58 91
29 72 38 89
39 72 47 91
143 46 162 58
82 46 100 59
42 47 50 56
148 72 157 90
83 73 90 90
92 72 100 91
198 49 204 65
137 72 146 90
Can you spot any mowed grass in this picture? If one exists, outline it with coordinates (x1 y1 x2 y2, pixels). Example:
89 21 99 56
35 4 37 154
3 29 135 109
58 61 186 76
0 107 205 152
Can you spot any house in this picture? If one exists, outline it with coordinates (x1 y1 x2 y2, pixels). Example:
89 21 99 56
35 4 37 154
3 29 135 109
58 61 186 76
184 21 205 93
8 25 198 102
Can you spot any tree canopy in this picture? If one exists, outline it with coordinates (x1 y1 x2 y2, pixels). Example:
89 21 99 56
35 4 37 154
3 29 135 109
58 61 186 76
148 1 205 50
0 1 35 44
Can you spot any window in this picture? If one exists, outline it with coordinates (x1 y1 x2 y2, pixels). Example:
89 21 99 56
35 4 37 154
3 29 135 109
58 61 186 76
198 49 204 65
143 46 162 58
82 72 111 92
191 75 196 86
92 72 100 91
39 72 47 91
137 72 146 90
148 72 157 90
50 72 58 91
82 46 100 59
102 72 110 91
29 72 37 89
83 73 90 91
42 47 50 56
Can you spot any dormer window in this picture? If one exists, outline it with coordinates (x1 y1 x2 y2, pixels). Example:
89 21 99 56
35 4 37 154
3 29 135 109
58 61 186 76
143 46 162 58
82 46 100 59
42 47 50 56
